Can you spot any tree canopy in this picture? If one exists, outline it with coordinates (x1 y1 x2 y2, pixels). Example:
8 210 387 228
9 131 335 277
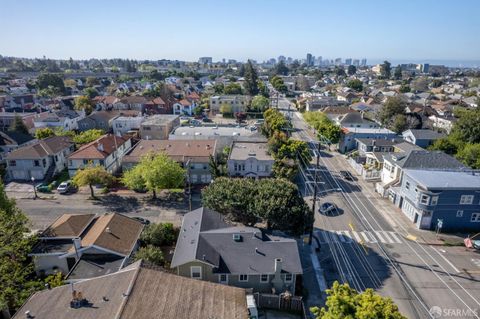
270 75 288 93
72 129 104 145
36 73 65 93
377 96 407 128
9 115 29 135
122 153 185 199
272 60 289 76
72 166 114 198
303 111 342 144
34 127 55 139
223 83 243 95
250 95 270 112
380 61 391 79
202 177 311 234
346 79 363 92
262 108 290 137
243 60 259 96
347 65 357 76
74 96 93 115
311 281 406 319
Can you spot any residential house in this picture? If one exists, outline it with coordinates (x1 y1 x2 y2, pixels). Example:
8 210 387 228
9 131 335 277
77 110 141 132
393 169 480 231
92 95 121 111
144 97 170 115
33 109 85 131
5 136 74 181
337 91 358 103
339 126 397 154
122 139 216 184
171 208 303 294
227 141 274 178
29 213 143 278
402 129 445 149
173 98 197 116
428 115 457 133
0 130 35 162
67 134 132 177
112 115 145 136
376 150 466 198
209 95 249 114
356 137 404 156
139 114 180 140
12 261 248 319
115 96 148 112
334 112 380 129
304 96 345 112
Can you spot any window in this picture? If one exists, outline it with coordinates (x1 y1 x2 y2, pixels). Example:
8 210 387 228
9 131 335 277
219 274 228 283
234 163 238 171
83 159 89 165
99 160 105 166
190 266 202 279
284 274 293 282
471 213 480 222
42 159 47 167
456 210 463 217
460 195 474 205
431 196 438 206
239 274 248 282
54 155 58 162
9 160 16 167
420 194 430 205
260 274 269 283
405 181 410 190
34 160 40 167
68 160 73 166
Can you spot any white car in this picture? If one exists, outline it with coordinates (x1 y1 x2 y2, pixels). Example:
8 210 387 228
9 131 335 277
57 181 72 194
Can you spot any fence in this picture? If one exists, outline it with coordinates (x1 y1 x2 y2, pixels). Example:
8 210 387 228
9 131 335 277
253 293 303 313
347 157 381 181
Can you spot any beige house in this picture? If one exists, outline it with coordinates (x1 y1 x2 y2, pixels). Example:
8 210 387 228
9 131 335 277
227 141 274 178
139 114 180 140
209 95 249 114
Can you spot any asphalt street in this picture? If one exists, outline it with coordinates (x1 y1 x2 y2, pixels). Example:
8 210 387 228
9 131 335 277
281 97 480 319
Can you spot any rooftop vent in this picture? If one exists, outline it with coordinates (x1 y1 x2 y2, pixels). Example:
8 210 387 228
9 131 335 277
233 234 242 242
105 227 111 234
248 152 256 156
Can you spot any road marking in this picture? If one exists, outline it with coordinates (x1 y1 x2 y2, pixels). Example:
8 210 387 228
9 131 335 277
388 232 402 243
342 231 353 243
431 247 460 273
351 231 362 242
336 230 346 242
360 232 371 243
381 231 396 244
472 259 480 268
374 231 388 243
406 234 417 241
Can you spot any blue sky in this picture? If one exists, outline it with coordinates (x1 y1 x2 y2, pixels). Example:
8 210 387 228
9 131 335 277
1 0 479 63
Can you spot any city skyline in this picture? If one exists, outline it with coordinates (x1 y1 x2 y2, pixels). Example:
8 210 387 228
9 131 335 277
1 0 479 64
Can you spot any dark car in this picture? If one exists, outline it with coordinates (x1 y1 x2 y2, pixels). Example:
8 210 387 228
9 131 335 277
340 170 354 181
202 118 213 123
319 202 337 214
132 217 151 225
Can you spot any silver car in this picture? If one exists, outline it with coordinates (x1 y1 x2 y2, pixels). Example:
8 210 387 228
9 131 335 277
57 181 72 194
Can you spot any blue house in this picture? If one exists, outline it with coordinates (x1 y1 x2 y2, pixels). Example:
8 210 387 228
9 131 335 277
395 169 480 231
402 129 445 149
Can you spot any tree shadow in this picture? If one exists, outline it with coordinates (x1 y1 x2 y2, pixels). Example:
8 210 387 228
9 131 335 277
92 195 141 213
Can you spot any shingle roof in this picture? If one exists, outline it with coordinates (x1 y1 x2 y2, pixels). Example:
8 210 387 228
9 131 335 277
384 150 466 170
229 141 273 161
13 261 248 319
171 208 303 274
403 129 445 140
6 136 73 160
42 214 96 238
68 134 129 160
79 213 143 256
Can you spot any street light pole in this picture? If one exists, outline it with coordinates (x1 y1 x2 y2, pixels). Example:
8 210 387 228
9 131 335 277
31 176 37 200
309 142 322 245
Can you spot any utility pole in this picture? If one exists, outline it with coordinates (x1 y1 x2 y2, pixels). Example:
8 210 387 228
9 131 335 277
308 141 322 245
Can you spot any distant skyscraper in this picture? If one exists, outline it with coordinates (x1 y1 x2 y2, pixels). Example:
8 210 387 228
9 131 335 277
361 58 367 66
316 56 322 66
198 57 213 64
345 58 352 65
286 57 293 64
353 59 360 67
334 58 342 65
306 53 314 66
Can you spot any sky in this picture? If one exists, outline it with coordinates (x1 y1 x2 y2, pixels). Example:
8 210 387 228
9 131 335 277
1 0 479 64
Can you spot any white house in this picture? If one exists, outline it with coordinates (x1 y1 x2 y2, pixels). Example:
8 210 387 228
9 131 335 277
112 115 145 135
227 141 274 178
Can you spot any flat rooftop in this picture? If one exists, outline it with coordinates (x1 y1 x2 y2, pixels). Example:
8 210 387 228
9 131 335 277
67 254 125 280
229 142 273 161
141 114 179 125
404 169 480 190
31 239 74 255
171 125 257 137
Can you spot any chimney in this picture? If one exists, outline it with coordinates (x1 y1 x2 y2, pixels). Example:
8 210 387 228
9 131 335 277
97 143 104 152
274 258 283 274
73 237 82 250
371 140 376 146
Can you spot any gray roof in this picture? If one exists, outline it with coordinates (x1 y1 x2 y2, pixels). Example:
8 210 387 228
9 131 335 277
141 114 179 125
383 150 466 170
67 254 125 280
171 208 303 274
355 137 403 147
404 169 480 190
229 142 273 161
338 112 377 126
403 129 445 140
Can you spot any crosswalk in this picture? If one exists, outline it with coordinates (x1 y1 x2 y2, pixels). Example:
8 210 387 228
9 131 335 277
316 230 403 245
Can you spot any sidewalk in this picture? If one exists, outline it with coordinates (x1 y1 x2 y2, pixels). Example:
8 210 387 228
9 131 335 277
335 154 467 247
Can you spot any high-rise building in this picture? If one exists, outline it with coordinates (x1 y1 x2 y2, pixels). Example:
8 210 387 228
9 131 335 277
334 58 342 65
361 58 367 66
198 57 213 64
353 59 360 67
306 53 314 66
345 58 352 65
315 56 323 66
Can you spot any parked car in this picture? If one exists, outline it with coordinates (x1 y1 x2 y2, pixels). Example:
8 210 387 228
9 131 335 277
340 170 354 181
132 217 151 225
202 118 213 123
36 183 50 193
57 181 73 194
319 202 337 215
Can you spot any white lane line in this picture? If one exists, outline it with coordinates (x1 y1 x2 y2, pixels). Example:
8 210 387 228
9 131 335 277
328 231 339 243
380 231 395 244
336 230 346 242
360 232 371 243
388 232 402 243
432 247 461 274
342 231 353 243
351 231 362 242
374 231 387 243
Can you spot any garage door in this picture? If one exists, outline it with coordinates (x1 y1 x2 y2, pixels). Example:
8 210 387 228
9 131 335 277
11 170 27 180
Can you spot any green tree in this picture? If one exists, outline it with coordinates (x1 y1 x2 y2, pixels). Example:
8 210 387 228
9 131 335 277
347 65 357 76
334 66 346 76
193 106 204 116
453 108 480 144
208 154 226 179
394 66 403 80
399 84 411 93
122 153 185 199
202 177 310 234
140 223 178 247
84 87 99 99
303 111 342 144
272 158 298 181
34 127 55 139
310 281 406 319
455 143 480 169
0 182 41 313
243 60 259 96
74 96 93 115
346 79 363 92
429 137 459 155
270 76 288 93
72 166 115 198
377 96 407 127
262 108 290 137
72 129 104 145
380 61 391 79
36 73 65 93
44 272 64 289
219 103 233 115
391 114 408 134
272 60 289 76
134 245 165 266
223 83 243 95
250 95 270 112
8 115 29 134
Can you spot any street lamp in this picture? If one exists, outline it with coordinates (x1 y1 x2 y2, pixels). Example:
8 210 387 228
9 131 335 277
31 176 37 200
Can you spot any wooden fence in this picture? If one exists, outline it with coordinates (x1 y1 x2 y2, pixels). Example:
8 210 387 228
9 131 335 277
253 292 303 313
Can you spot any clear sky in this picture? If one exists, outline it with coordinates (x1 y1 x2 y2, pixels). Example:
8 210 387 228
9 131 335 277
1 0 479 63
